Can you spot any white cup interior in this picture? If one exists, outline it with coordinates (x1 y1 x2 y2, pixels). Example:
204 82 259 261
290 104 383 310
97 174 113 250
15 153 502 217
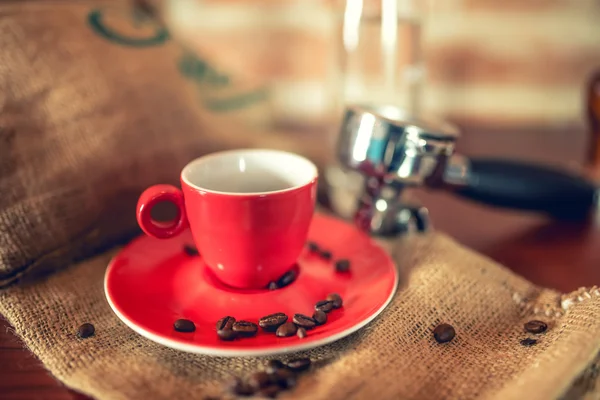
182 149 318 194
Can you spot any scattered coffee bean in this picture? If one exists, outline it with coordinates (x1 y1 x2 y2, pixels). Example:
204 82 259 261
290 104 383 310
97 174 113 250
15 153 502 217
334 259 351 272
230 378 255 396
524 320 548 334
307 241 319 252
312 310 327 325
232 321 258 337
326 293 343 309
315 300 334 313
259 313 288 332
433 323 455 343
275 322 297 337
286 358 311 372
257 384 281 398
77 323 95 339
293 313 316 330
183 244 199 256
297 327 307 339
520 338 538 347
248 371 272 390
268 281 278 290
265 359 285 374
217 329 237 341
216 316 236 331
173 319 196 333
270 367 297 389
276 268 297 288
319 250 332 260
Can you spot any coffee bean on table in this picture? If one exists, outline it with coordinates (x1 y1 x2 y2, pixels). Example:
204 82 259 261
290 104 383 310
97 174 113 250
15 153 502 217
270 367 297 389
297 327 307 339
520 338 538 347
232 321 258 337
265 359 285 374
524 320 548 334
312 310 327 326
77 323 95 339
259 313 288 332
293 313 316 329
216 316 236 331
326 293 343 309
257 384 281 398
334 259 351 272
286 358 311 372
319 250 332 260
217 329 237 341
183 244 199 256
433 323 455 343
248 371 272 390
174 319 196 333
275 322 297 337
268 281 279 290
276 268 297 288
315 300 334 313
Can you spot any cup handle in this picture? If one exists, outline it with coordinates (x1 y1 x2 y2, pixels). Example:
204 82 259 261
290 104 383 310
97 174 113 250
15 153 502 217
136 184 188 239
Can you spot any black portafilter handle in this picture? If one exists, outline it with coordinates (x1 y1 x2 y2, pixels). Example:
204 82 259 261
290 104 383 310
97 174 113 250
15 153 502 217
450 158 598 221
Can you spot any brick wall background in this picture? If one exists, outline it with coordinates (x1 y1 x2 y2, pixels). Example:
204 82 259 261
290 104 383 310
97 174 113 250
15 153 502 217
160 0 600 129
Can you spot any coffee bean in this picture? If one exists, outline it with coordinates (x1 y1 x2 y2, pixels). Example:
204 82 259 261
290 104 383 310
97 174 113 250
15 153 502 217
257 384 280 398
275 322 297 337
183 244 199 256
286 358 311 372
312 310 327 325
265 359 285 374
217 329 237 341
307 241 319 252
173 319 196 333
524 320 547 334
77 323 95 339
270 367 297 389
268 281 278 290
276 269 297 288
320 250 332 260
248 371 271 390
229 378 255 396
326 293 343 309
259 313 288 332
433 323 455 343
315 300 334 313
297 327 307 339
334 259 351 272
520 338 538 347
232 321 258 337
293 314 316 329
216 316 236 331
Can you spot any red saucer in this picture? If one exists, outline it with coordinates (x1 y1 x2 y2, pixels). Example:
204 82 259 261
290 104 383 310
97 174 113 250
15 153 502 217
105 213 398 357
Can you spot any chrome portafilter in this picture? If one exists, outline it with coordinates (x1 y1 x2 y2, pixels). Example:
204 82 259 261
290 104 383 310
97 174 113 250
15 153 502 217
333 104 598 237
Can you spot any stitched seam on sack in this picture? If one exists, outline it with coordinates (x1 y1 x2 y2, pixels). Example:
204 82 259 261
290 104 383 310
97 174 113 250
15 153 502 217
0 227 138 288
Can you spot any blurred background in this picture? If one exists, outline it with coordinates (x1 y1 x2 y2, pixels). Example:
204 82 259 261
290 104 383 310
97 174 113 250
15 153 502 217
155 0 600 133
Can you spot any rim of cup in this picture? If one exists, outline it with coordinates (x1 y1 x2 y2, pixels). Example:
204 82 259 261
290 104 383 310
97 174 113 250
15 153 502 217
181 148 318 196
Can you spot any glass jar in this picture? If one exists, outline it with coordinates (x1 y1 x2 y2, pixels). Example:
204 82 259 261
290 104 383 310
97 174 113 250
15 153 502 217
327 0 427 220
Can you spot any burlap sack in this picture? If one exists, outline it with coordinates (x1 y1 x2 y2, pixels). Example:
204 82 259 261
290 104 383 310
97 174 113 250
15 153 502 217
0 0 331 289
2 232 600 400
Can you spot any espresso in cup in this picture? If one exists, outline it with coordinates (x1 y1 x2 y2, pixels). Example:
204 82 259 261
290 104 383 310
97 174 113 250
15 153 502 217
136 149 318 289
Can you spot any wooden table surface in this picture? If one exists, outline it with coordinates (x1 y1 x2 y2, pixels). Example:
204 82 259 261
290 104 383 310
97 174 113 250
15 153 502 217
2 122 600 399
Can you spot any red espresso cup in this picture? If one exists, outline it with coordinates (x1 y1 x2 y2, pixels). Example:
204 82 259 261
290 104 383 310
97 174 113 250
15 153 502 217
136 149 318 289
